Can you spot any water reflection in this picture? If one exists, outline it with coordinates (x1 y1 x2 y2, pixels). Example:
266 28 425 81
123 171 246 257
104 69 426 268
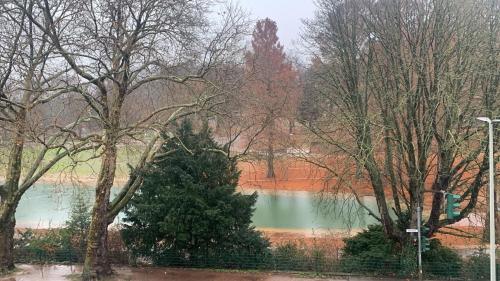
16 184 379 230
250 190 378 230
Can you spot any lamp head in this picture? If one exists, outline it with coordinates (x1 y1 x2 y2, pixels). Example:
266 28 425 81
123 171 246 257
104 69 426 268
477 117 492 123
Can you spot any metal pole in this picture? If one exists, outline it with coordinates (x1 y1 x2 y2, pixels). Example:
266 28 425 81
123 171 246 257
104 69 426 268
477 117 498 281
488 121 496 281
417 206 422 279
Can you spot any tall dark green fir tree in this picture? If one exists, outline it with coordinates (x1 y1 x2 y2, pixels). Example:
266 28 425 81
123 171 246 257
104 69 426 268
122 120 269 265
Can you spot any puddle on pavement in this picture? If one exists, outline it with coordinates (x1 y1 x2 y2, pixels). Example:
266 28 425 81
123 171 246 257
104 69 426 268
0 265 332 281
0 264 80 281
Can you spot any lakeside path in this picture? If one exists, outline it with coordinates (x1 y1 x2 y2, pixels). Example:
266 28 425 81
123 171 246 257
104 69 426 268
0 265 403 281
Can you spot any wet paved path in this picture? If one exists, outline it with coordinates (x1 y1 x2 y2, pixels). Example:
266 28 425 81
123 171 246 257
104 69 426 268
0 265 398 281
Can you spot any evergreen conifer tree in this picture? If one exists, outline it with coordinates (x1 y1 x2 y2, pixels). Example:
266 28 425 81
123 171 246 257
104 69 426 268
122 120 269 265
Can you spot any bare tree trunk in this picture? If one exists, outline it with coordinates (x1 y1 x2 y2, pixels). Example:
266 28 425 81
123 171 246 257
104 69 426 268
266 142 275 178
0 108 26 273
365 155 395 238
266 120 275 178
0 214 15 273
82 140 116 280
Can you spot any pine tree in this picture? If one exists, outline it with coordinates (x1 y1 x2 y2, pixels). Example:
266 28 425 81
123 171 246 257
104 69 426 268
122 120 269 265
62 192 91 261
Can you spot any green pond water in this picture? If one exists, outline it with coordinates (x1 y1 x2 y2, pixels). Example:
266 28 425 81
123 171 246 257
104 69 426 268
15 184 379 230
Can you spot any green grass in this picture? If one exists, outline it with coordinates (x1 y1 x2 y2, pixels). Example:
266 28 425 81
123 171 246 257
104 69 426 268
0 144 144 181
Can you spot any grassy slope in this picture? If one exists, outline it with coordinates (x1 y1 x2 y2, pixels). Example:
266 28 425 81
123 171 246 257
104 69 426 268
0 145 143 182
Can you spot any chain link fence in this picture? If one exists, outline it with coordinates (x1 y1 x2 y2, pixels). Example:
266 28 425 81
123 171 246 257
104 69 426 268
13 248 495 280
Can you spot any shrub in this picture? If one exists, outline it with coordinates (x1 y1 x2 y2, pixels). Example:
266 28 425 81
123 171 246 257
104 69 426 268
340 225 400 275
339 224 463 278
422 239 462 277
14 228 76 263
273 242 309 271
14 192 91 263
271 242 336 273
463 251 489 280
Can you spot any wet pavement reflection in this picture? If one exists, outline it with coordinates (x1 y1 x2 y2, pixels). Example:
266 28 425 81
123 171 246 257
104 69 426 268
0 265 80 281
0 265 348 281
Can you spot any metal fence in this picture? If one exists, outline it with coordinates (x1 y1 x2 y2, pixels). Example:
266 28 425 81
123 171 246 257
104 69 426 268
13 248 495 280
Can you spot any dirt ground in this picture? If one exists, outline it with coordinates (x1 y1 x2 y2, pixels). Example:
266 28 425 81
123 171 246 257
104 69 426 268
0 264 401 281
262 226 484 252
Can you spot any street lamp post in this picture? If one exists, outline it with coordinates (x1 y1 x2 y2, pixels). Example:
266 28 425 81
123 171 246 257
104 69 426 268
477 117 500 281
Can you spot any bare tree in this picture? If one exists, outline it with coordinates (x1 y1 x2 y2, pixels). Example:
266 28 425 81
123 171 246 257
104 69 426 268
0 1 95 273
16 0 248 278
301 0 499 244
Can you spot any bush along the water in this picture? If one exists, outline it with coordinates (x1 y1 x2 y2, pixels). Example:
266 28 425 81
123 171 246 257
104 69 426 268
14 228 71 263
14 192 91 263
339 224 463 277
273 242 309 271
271 242 337 273
121 120 271 267
340 225 401 275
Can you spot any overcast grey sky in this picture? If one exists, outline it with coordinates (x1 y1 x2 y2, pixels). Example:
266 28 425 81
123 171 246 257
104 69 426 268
238 0 316 55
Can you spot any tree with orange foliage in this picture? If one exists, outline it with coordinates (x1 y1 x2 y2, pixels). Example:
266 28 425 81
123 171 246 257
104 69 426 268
245 18 300 178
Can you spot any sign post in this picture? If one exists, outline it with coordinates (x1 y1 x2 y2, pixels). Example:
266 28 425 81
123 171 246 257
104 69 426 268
417 206 422 280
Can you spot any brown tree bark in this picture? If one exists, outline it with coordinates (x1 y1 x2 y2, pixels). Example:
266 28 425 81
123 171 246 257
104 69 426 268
266 120 275 178
266 142 275 178
0 105 26 273
82 75 124 279
82 138 117 280
0 215 15 274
